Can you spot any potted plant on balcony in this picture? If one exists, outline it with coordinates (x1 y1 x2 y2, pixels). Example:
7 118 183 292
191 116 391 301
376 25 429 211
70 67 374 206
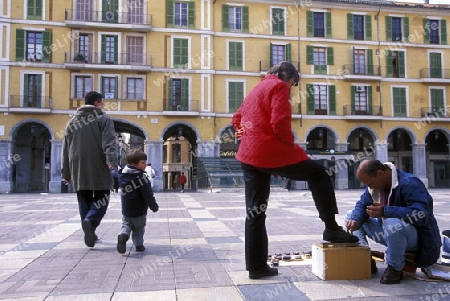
73 53 85 62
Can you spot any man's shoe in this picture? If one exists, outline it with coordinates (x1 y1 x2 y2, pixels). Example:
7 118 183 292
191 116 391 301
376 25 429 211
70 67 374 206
380 265 403 284
249 266 278 279
135 245 145 252
371 258 378 274
81 219 96 247
117 234 129 254
323 228 359 243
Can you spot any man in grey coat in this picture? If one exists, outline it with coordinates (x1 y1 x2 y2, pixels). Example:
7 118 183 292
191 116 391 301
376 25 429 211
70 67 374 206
62 91 118 247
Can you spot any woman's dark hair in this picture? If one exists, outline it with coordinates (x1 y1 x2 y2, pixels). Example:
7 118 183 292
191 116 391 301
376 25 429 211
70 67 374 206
126 149 147 164
84 91 104 105
267 61 300 86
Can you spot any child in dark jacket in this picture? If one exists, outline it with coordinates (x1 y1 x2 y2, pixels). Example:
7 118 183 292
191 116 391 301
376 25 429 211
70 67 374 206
117 149 159 253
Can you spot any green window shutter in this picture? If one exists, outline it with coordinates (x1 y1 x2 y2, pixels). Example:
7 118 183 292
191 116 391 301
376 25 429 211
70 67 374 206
307 11 313 37
222 5 229 32
173 38 189 68
272 8 284 35
326 12 332 38
327 47 334 65
441 20 447 45
367 86 373 114
100 76 104 94
393 87 399 115
351 86 355 114
188 1 195 29
398 51 405 78
328 86 336 115
114 36 118 64
306 45 314 65
403 17 409 42
430 52 442 78
270 43 274 67
36 74 42 108
16 29 25 61
101 35 106 63
367 49 373 75
102 0 118 22
229 82 243 113
393 87 406 117
23 74 29 107
242 6 249 33
42 30 51 63
306 84 314 114
385 16 392 41
181 79 189 110
386 50 393 77
167 0 174 27
365 15 372 41
286 44 291 62
347 14 353 40
114 76 118 98
27 0 43 20
431 89 444 110
424 18 430 44
229 42 243 71
167 79 173 108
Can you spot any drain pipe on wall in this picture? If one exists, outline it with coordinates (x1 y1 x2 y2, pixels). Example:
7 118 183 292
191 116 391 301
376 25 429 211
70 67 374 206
376 4 383 128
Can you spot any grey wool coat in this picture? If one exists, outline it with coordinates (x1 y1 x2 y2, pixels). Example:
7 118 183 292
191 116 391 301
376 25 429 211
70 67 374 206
61 105 118 191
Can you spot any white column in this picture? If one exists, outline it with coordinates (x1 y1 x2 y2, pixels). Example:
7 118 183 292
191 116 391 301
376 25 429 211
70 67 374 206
146 140 164 192
412 143 428 188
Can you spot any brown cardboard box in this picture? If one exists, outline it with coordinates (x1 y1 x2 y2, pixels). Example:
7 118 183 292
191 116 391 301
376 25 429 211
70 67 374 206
312 243 371 280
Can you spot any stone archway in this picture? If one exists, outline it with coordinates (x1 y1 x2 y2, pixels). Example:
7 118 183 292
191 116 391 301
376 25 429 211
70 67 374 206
12 122 51 192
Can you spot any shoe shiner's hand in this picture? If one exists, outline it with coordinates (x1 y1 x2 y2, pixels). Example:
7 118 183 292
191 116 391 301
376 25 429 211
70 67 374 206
366 202 384 218
345 219 360 233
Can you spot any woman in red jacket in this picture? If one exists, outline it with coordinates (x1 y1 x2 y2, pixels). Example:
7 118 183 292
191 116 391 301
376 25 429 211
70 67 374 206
232 61 358 280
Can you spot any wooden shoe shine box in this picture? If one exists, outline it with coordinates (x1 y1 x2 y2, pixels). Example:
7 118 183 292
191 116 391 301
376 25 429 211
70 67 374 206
312 243 371 280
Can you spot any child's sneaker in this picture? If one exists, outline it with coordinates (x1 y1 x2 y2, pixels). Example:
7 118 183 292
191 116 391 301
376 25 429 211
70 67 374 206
117 234 129 254
135 245 145 252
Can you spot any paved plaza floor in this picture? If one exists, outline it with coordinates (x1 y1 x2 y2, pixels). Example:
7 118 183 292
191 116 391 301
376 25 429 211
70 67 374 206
0 189 449 301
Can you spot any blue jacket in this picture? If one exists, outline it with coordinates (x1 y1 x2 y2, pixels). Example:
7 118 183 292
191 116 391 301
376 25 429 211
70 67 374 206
351 167 441 267
119 165 159 217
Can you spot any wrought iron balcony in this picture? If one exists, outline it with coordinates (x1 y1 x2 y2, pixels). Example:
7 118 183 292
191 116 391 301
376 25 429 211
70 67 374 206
9 95 53 111
343 104 383 116
64 52 152 68
421 107 447 118
341 64 381 79
419 68 450 82
163 99 199 113
65 9 152 28
259 60 300 73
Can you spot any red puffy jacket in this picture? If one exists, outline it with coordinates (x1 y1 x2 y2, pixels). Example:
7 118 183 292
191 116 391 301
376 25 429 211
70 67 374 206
231 74 309 168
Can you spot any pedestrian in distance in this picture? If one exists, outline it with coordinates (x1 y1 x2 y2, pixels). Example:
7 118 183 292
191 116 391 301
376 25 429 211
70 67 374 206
345 159 441 284
61 91 118 248
144 163 156 188
179 172 187 192
117 149 159 254
231 61 358 280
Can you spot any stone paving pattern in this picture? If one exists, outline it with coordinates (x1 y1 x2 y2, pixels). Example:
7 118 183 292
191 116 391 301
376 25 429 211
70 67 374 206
1 189 450 301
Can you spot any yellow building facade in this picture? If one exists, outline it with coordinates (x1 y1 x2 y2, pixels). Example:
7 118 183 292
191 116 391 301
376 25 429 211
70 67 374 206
0 0 449 192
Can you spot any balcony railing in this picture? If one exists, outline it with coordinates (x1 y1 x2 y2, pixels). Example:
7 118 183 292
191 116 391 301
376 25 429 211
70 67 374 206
259 60 300 73
419 68 450 79
421 107 447 118
65 52 152 66
164 99 199 112
9 95 52 109
342 64 381 77
65 9 152 26
343 105 383 116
